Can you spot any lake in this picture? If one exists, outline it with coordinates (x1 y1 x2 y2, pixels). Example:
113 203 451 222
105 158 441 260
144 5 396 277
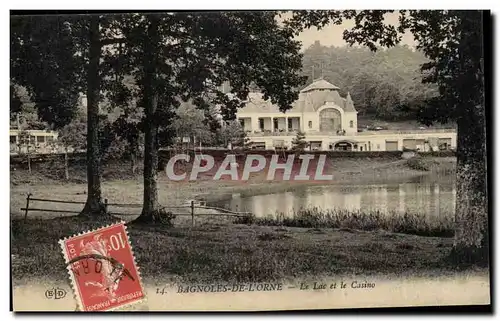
209 177 456 218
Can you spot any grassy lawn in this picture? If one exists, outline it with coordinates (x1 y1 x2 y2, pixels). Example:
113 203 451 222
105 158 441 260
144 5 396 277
11 216 465 285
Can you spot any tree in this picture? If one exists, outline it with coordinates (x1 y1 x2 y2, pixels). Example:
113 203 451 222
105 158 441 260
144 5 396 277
10 14 118 218
217 120 245 149
10 85 50 130
291 131 308 152
112 115 144 175
170 102 215 149
17 129 33 173
10 83 23 118
58 115 87 180
243 135 253 151
10 15 81 129
78 15 110 217
113 12 306 223
287 10 488 265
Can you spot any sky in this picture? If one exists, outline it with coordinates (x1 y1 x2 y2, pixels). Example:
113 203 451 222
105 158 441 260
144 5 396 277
291 12 416 51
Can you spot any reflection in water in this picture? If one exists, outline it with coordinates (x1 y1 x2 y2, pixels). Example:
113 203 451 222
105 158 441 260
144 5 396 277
214 181 456 218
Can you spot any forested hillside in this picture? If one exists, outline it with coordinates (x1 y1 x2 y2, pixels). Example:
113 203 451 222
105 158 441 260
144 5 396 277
301 41 440 122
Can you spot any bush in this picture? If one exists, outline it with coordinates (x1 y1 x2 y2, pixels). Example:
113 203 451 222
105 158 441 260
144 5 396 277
254 207 454 237
160 210 176 227
406 157 430 171
233 214 255 225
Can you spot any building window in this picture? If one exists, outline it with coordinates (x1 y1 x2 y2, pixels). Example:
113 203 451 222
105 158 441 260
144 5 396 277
273 118 278 131
288 119 293 130
308 121 312 129
349 120 354 128
377 144 380 150
37 136 45 143
319 108 341 132
259 119 264 131
239 119 244 127
254 142 266 150
10 135 16 144
47 136 54 142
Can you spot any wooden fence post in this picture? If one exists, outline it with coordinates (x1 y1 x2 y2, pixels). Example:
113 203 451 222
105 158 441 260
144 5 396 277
191 200 195 227
24 193 32 223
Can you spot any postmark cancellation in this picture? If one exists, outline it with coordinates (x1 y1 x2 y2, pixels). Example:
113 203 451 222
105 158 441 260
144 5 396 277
58 222 146 311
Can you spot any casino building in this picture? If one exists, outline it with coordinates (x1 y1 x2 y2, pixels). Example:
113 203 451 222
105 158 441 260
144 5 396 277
235 78 456 152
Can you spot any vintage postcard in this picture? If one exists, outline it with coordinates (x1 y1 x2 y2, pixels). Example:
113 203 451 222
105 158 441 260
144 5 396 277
10 9 491 312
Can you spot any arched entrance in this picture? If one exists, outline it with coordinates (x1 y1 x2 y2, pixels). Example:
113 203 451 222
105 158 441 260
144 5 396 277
319 108 342 132
334 140 356 151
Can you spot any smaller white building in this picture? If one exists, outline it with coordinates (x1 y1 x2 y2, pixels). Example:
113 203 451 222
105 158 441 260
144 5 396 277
9 129 60 154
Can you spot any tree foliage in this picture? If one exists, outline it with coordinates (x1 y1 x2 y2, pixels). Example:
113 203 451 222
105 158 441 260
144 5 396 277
103 12 308 221
291 131 308 152
216 120 246 149
58 115 87 151
170 102 215 146
302 43 437 120
10 15 83 129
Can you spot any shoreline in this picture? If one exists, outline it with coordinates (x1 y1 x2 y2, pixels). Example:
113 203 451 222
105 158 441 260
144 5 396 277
10 156 456 219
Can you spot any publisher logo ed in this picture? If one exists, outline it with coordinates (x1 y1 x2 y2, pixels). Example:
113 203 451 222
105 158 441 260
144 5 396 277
45 287 67 300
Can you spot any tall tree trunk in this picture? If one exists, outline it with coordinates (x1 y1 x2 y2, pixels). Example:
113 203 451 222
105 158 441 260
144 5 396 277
453 105 488 265
134 15 162 223
130 135 139 175
64 151 69 180
131 151 138 175
452 11 488 265
27 153 31 174
81 15 106 217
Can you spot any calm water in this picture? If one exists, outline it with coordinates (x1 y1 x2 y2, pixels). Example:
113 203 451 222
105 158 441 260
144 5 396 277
210 178 456 218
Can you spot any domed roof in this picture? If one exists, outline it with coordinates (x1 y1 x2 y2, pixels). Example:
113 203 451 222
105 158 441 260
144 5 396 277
300 78 340 93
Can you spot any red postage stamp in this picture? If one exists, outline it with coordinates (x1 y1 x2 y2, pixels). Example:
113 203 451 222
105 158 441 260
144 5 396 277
59 221 145 311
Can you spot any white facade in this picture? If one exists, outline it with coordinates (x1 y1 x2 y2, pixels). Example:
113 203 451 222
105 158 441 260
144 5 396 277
9 129 61 154
236 78 456 152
